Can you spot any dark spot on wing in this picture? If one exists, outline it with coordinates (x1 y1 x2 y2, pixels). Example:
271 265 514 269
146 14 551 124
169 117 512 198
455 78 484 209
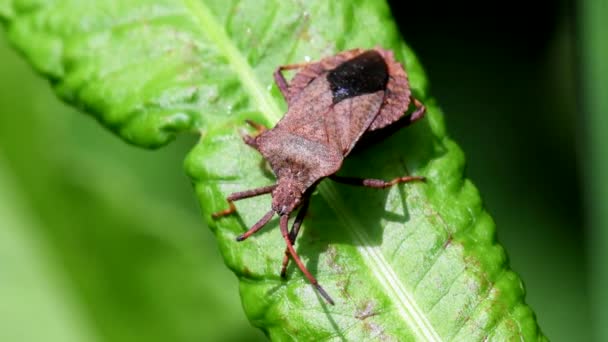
327 50 389 104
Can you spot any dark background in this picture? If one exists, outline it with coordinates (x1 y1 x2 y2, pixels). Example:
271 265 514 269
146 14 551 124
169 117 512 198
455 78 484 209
389 0 588 339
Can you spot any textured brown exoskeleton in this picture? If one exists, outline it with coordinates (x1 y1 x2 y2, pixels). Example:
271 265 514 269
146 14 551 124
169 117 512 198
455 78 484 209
213 47 426 305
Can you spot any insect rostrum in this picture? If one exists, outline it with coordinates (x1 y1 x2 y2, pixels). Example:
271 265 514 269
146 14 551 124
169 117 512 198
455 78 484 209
213 47 426 305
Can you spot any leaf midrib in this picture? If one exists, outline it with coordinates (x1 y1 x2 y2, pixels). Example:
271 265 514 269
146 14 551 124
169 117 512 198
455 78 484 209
183 1 440 340
321 182 441 341
183 0 282 123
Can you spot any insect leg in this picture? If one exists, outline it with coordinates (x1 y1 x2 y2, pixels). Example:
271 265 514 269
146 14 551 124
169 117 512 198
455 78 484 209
212 184 277 218
280 215 335 305
245 119 268 133
273 63 311 99
241 120 269 148
408 97 427 125
235 209 275 241
330 174 425 189
280 198 310 278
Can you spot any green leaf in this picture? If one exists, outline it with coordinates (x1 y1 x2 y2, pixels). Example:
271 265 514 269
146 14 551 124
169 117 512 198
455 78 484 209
0 155 96 342
1 0 545 340
0 36 263 342
581 0 608 340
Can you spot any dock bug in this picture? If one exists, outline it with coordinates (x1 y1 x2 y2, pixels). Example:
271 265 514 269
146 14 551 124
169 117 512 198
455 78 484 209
213 47 426 305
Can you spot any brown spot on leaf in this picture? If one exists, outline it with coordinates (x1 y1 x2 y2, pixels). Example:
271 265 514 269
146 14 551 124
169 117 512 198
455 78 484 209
336 275 352 299
355 300 378 320
362 321 395 341
443 233 453 249
325 245 344 273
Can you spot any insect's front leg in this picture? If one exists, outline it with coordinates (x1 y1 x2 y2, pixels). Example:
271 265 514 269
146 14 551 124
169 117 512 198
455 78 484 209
329 174 425 189
212 184 277 218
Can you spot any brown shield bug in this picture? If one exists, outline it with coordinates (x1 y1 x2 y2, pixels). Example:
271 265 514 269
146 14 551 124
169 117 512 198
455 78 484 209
213 47 426 305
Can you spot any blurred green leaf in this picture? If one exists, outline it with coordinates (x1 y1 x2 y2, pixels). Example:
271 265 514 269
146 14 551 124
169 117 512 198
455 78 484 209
581 0 608 340
1 0 545 340
0 36 263 342
0 155 96 342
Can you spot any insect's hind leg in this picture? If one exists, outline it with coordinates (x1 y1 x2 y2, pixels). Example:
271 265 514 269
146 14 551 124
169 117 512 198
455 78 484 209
212 184 277 218
329 174 425 189
273 63 311 99
407 97 426 125
274 49 364 102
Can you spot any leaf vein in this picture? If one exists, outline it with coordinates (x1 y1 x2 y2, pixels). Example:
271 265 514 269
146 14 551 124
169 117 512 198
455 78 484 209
182 0 282 122
320 181 442 341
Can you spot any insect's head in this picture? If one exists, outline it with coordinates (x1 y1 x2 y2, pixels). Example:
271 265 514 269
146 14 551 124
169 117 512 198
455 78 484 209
271 178 304 216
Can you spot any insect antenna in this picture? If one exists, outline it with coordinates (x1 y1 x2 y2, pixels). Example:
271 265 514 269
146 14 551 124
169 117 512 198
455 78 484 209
236 209 275 241
280 198 310 278
279 215 335 305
